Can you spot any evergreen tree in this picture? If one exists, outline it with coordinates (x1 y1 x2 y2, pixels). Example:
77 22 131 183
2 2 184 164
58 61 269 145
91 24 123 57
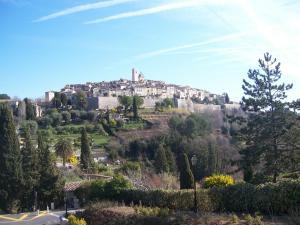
165 147 177 173
207 142 218 176
224 93 230 104
24 98 36 120
21 128 40 210
179 153 194 189
80 128 93 171
55 138 73 166
75 91 88 110
60 93 68 107
52 92 62 108
0 104 23 212
118 96 132 115
133 96 139 120
155 145 169 173
240 53 295 182
37 133 64 209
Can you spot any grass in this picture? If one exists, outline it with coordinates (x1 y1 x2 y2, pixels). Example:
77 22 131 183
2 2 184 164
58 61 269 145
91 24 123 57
122 121 147 130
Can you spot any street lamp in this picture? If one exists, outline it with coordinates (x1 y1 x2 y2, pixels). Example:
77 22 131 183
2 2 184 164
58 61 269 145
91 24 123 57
191 155 198 213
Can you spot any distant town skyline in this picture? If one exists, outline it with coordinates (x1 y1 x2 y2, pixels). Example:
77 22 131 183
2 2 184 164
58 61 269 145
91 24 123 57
1 0 299 101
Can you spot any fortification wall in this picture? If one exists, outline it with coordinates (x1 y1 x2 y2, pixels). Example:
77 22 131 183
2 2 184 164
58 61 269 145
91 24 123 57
193 103 221 113
143 97 162 108
98 97 119 109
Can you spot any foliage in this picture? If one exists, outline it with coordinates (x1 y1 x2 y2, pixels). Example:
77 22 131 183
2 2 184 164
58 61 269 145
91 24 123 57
68 154 79 166
75 175 132 203
118 161 141 178
68 214 87 225
0 104 23 213
80 128 93 171
37 133 64 209
21 128 40 210
155 145 169 173
0 94 10 100
238 53 299 182
75 91 88 110
179 153 194 189
169 113 210 138
77 178 300 215
20 120 38 135
203 174 235 188
24 98 36 120
132 96 139 120
118 96 132 115
155 98 174 111
62 111 71 124
55 137 74 166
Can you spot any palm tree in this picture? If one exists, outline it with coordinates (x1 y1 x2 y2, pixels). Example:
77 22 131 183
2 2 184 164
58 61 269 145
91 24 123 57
55 138 73 167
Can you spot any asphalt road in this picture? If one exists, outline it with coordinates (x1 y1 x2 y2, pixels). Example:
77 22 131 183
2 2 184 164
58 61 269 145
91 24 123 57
0 211 66 225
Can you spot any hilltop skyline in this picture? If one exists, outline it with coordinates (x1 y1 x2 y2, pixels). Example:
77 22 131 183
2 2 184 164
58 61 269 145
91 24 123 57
1 0 299 101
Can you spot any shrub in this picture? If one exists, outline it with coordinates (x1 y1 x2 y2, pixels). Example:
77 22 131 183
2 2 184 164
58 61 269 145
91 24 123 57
76 180 300 215
67 154 79 166
68 214 87 225
135 207 170 217
203 174 235 188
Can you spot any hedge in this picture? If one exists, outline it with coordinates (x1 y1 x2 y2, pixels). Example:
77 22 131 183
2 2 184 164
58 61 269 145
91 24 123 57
75 179 300 215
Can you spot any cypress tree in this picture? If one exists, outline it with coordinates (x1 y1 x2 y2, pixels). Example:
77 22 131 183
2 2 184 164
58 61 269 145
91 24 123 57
180 153 194 189
0 104 23 212
155 145 169 173
21 127 40 210
165 147 177 173
207 142 218 176
80 128 93 171
133 96 139 120
24 98 36 120
37 133 64 209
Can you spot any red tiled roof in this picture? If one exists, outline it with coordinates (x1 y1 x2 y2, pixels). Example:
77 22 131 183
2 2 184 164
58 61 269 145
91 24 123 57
64 181 84 192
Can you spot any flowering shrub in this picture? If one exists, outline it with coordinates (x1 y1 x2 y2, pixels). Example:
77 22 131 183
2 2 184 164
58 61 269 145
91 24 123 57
203 174 235 188
67 154 79 166
68 214 87 225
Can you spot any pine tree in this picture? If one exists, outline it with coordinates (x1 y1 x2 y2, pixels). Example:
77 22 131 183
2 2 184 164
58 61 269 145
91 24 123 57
21 127 40 210
240 53 295 182
37 133 64 209
0 104 23 212
179 153 194 189
80 128 93 171
155 145 169 173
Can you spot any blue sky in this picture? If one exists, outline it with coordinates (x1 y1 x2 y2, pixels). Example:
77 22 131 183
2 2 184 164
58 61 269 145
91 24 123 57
0 0 299 101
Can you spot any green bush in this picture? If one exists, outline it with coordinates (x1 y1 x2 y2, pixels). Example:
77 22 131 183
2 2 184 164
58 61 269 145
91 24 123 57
203 174 235 188
76 180 300 215
212 180 300 214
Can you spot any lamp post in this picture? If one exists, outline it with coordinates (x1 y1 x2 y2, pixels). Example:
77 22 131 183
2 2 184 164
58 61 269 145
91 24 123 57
64 190 68 217
191 155 198 213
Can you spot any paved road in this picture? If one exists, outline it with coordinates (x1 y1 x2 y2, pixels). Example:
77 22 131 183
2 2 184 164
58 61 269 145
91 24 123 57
0 211 66 225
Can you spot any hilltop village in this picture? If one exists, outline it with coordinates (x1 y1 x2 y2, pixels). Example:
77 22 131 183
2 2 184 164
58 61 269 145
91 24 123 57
44 68 239 112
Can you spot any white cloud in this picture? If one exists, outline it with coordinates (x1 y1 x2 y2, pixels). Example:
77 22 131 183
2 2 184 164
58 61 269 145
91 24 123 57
85 0 208 24
34 0 136 22
136 32 247 59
